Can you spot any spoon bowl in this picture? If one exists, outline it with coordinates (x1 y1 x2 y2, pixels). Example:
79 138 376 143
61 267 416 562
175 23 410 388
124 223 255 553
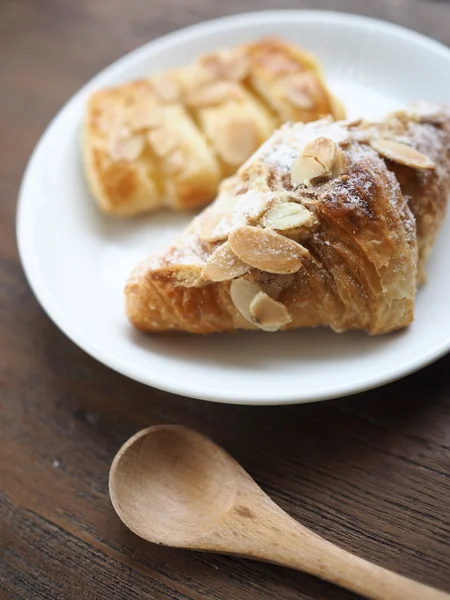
110 426 239 546
110 425 450 600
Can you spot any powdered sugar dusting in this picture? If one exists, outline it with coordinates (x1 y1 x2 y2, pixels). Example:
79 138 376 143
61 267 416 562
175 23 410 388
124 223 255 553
263 144 298 171
212 189 270 239
261 119 350 172
166 230 208 266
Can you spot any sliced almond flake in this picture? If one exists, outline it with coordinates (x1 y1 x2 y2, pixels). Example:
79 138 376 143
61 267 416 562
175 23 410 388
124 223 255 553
230 279 261 325
198 212 229 243
228 226 308 274
198 54 227 78
127 99 161 131
215 118 259 166
200 52 250 81
291 136 344 186
108 133 145 162
303 137 337 172
283 72 319 110
291 155 327 186
264 53 299 75
249 291 292 332
202 190 271 242
186 81 239 108
147 129 179 157
202 241 250 282
197 196 239 243
234 189 271 223
264 122 350 173
184 64 216 93
151 74 180 103
370 138 435 170
344 117 363 129
262 202 315 231
222 55 250 81
285 86 314 110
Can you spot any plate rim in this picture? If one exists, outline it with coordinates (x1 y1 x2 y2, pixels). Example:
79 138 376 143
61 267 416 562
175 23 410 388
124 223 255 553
16 9 450 405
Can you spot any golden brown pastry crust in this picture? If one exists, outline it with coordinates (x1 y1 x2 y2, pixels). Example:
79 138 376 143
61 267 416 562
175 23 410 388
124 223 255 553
83 38 343 216
125 104 450 335
379 103 450 283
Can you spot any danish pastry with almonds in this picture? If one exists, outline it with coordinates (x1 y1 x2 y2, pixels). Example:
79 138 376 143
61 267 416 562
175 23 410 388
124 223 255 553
125 103 450 335
83 38 343 216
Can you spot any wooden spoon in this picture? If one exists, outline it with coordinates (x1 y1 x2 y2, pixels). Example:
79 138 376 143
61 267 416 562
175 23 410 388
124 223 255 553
109 425 449 600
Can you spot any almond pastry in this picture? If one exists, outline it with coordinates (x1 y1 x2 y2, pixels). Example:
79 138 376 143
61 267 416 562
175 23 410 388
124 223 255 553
125 102 450 335
83 38 343 216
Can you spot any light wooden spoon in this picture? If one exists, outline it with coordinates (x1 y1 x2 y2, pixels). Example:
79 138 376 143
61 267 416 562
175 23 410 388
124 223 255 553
109 425 449 600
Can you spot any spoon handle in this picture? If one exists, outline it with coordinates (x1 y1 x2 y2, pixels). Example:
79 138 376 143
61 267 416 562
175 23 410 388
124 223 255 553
220 500 449 600
280 529 449 600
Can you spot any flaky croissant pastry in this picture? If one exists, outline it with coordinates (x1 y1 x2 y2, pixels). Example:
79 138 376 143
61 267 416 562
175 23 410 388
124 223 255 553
125 103 450 335
83 38 343 216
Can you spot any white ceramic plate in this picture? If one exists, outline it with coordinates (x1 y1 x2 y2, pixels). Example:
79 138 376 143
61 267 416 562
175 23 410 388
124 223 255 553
17 11 450 405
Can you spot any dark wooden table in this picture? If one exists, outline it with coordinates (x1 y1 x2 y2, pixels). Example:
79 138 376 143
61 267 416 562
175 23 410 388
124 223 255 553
1 1 450 599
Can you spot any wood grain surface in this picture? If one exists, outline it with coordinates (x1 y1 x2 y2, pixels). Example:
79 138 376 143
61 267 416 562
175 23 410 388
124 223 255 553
1 1 450 599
